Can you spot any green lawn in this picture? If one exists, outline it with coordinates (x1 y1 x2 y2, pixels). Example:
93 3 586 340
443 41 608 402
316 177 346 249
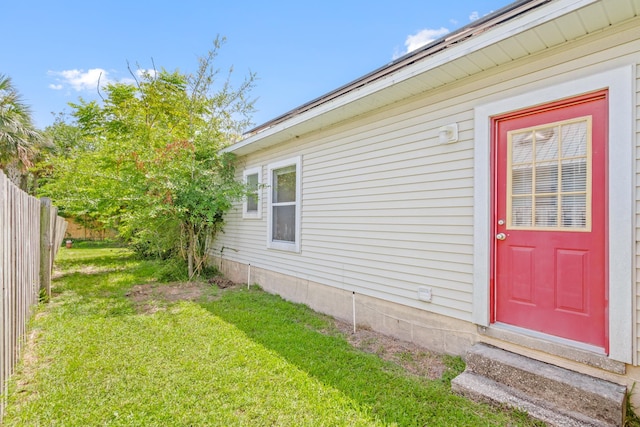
2 243 541 426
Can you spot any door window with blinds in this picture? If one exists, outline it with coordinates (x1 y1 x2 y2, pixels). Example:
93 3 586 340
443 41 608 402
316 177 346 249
507 116 592 231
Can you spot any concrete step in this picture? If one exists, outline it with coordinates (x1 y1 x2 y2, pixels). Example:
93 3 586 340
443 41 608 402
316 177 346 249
452 371 611 426
451 343 627 427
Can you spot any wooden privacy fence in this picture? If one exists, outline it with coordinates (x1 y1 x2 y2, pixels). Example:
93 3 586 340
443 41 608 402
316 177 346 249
0 170 66 419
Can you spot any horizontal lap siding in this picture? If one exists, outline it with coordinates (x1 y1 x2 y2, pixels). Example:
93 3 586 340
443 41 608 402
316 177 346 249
213 18 640 327
302 103 475 319
213 97 477 320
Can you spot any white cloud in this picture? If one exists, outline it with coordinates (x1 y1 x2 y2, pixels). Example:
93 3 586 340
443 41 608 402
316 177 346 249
406 27 450 52
393 8 498 60
47 67 160 94
394 27 450 59
48 68 110 92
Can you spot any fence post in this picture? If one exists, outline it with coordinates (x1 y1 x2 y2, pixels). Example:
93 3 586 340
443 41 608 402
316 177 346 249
39 197 52 301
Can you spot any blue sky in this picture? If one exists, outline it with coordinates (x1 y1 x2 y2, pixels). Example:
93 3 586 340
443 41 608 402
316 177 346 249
2 1 512 131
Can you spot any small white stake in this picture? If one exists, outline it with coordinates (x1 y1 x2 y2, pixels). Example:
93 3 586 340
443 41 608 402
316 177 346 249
352 291 356 334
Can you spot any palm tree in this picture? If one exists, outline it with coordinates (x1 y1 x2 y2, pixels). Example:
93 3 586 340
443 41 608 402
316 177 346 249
0 73 44 189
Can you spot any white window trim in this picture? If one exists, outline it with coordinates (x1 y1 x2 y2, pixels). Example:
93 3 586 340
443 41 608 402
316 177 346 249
472 65 635 363
242 167 262 219
267 156 302 252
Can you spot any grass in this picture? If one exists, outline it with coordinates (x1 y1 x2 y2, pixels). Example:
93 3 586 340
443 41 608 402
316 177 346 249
2 243 543 426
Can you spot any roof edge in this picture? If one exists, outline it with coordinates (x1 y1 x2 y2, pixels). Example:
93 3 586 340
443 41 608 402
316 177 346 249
243 0 549 137
223 0 599 155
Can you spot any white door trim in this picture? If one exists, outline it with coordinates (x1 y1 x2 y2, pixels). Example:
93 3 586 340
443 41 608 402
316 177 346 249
472 64 635 364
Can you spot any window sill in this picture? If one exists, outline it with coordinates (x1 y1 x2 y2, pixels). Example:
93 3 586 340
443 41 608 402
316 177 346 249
267 240 300 253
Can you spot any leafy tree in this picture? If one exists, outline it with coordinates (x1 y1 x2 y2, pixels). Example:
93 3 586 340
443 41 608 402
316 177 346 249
33 113 97 223
41 39 255 279
0 73 47 190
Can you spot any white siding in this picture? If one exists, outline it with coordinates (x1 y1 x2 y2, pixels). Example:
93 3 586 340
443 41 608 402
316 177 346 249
212 17 640 346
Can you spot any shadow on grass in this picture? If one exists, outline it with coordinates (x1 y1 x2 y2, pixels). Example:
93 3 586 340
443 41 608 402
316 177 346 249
47 243 539 426
200 288 540 427
55 249 138 271
52 252 163 318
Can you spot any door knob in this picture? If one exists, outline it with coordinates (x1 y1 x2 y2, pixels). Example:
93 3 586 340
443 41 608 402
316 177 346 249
496 233 506 240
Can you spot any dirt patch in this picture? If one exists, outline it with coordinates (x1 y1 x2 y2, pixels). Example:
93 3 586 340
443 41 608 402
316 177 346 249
127 281 216 313
125 280 447 379
332 320 447 380
127 282 208 302
208 276 236 289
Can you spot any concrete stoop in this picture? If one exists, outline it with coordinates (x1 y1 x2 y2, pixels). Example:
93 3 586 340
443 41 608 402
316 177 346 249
451 343 627 426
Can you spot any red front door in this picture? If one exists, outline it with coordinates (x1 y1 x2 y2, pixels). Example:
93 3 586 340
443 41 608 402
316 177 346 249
493 91 608 351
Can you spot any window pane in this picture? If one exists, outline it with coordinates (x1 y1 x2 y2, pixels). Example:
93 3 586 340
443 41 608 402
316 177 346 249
534 127 558 162
561 161 586 192
561 194 586 227
273 166 296 203
535 163 558 194
512 196 532 227
246 173 259 212
246 173 258 188
247 195 258 212
273 205 296 242
561 122 587 158
535 195 558 227
512 167 532 195
512 131 533 164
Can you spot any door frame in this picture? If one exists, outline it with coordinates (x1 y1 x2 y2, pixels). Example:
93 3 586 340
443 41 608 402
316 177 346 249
472 65 635 364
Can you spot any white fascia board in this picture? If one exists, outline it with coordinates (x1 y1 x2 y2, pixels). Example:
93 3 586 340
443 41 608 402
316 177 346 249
223 0 598 156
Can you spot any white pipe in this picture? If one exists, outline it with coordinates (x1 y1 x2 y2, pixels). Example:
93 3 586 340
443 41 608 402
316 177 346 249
352 291 356 334
247 263 251 289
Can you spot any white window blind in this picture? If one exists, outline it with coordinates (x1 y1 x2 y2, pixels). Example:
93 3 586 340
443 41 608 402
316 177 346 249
508 117 590 231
